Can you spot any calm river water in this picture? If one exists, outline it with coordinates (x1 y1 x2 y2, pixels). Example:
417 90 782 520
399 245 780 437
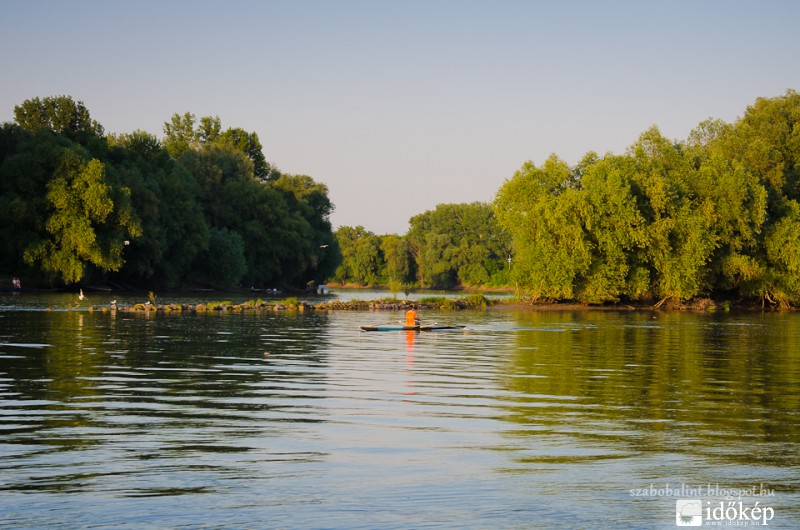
1 293 799 529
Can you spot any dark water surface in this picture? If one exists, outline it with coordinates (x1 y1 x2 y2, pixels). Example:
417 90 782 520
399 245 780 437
1 295 799 528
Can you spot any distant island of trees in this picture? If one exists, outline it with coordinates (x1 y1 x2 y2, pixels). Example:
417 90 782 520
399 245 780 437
2 91 799 308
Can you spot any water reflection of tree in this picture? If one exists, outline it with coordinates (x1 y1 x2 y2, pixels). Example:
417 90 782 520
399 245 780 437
100 311 333 411
1 311 114 463
1 310 335 493
498 310 800 468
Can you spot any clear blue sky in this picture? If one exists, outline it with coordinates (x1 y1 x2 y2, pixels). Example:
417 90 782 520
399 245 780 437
2 0 799 234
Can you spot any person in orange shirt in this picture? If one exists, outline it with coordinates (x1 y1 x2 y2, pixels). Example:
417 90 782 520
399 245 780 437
405 305 419 327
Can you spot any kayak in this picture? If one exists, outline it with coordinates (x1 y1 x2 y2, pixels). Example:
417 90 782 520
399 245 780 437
360 324 465 332
360 324 419 332
420 324 465 331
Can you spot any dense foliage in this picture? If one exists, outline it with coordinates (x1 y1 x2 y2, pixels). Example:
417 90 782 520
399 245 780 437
4 91 799 306
332 91 800 307
0 95 340 289
496 90 800 306
334 202 510 290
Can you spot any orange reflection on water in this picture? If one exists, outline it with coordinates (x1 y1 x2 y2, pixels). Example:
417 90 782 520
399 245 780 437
405 330 416 395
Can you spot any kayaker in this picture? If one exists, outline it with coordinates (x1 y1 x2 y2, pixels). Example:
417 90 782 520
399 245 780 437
405 305 419 327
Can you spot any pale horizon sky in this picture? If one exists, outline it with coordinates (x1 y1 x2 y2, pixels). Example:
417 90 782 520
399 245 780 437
2 0 799 234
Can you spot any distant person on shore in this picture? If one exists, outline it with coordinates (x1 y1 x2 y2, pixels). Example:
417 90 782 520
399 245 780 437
11 277 21 290
405 305 419 327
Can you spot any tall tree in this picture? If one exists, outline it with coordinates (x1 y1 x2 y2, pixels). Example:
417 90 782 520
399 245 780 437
14 95 104 136
272 174 340 283
408 202 510 288
163 112 199 158
574 154 647 303
711 90 800 305
23 148 141 283
219 127 271 180
109 130 209 287
381 234 411 293
627 128 719 303
494 156 591 300
334 226 384 286
163 113 271 179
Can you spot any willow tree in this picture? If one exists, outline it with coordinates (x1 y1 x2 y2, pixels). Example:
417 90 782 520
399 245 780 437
494 155 591 300
573 154 647 303
23 148 141 283
626 127 720 304
715 91 800 305
685 120 768 294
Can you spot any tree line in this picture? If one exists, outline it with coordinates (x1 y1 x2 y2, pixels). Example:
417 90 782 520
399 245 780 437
336 91 800 307
333 202 511 291
497 90 800 307
4 91 798 305
0 96 340 289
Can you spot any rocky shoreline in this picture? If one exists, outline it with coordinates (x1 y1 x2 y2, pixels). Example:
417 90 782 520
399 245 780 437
87 295 793 314
89 296 495 314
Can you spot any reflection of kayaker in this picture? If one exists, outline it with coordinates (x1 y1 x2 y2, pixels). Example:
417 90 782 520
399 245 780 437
405 330 415 353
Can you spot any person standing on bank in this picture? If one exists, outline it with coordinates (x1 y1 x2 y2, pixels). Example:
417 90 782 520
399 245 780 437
405 305 420 327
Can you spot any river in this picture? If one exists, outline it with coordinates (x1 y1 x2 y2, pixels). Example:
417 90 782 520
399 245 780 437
1 292 799 528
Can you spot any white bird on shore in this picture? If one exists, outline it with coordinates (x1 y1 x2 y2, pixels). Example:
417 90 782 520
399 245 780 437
78 289 85 301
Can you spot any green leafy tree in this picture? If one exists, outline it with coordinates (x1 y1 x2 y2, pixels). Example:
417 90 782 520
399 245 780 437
334 226 384 285
109 131 209 287
760 201 800 306
14 95 104 136
709 91 800 304
194 227 247 288
1 97 337 290
690 133 768 293
494 156 591 300
163 113 272 179
219 127 271 180
725 90 800 205
197 116 222 144
23 148 141 283
163 112 200 158
574 154 647 303
626 128 720 303
271 174 341 283
0 125 67 277
408 202 510 288
381 234 411 293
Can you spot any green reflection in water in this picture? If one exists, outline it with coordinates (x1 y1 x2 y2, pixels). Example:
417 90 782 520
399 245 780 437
498 310 800 468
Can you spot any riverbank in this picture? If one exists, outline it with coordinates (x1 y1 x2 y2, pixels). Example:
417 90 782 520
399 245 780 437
494 296 795 312
90 295 497 314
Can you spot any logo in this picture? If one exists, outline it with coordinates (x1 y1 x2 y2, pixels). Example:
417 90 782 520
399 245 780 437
676 499 703 526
